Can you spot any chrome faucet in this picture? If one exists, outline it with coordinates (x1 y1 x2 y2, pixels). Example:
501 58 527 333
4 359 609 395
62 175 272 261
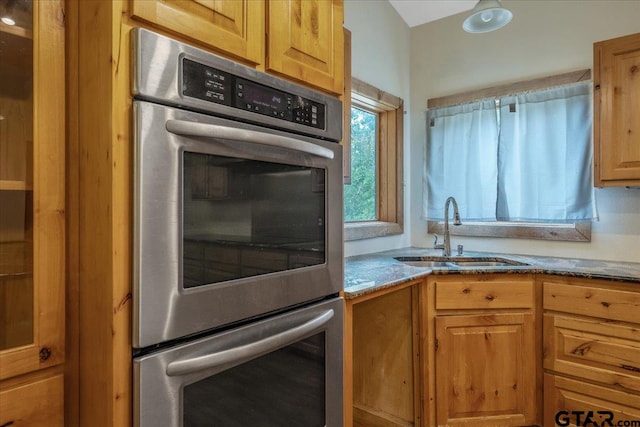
433 196 462 256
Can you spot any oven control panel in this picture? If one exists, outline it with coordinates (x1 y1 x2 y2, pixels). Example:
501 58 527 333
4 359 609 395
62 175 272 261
182 59 326 130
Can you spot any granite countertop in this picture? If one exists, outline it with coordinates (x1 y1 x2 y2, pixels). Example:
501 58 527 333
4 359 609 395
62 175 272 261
344 247 640 299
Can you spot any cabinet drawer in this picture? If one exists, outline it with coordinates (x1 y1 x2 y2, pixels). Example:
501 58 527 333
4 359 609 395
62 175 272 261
544 374 640 427
435 277 533 310
0 374 63 426
544 280 640 323
544 313 640 393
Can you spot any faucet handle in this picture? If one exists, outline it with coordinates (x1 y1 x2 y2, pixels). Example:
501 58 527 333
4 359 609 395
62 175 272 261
433 234 444 250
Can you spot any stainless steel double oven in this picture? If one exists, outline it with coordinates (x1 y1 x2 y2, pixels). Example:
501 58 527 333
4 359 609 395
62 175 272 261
131 29 344 427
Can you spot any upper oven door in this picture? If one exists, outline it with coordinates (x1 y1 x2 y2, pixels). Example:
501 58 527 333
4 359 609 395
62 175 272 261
133 100 343 348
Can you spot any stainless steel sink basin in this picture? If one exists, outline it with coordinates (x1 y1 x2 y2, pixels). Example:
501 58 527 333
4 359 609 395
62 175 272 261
399 260 452 268
448 260 525 267
394 256 529 269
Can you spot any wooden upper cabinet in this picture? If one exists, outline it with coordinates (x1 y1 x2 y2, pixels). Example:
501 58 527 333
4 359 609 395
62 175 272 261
267 0 344 95
594 32 640 186
129 0 264 65
0 0 65 381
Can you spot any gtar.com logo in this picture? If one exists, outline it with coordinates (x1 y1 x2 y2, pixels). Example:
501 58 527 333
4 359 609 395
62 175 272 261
555 410 640 427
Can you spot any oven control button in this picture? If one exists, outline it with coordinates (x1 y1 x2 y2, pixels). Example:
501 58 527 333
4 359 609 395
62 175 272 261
205 91 224 101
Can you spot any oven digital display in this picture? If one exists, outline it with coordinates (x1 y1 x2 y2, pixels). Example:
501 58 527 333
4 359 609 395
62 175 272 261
182 58 326 131
240 79 288 113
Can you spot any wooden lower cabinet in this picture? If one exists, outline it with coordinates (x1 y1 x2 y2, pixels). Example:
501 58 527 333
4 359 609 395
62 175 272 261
0 373 64 426
544 374 640 427
435 313 536 427
349 284 421 427
423 274 539 427
543 276 640 426
347 274 640 427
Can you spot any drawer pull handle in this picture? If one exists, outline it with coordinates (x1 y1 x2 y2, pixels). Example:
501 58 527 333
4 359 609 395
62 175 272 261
601 301 611 308
621 364 640 373
485 295 495 301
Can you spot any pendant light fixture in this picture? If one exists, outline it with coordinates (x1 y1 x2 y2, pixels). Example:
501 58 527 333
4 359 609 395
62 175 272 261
463 0 513 33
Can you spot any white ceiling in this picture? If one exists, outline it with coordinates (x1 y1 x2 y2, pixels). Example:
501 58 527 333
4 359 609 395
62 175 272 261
388 0 477 28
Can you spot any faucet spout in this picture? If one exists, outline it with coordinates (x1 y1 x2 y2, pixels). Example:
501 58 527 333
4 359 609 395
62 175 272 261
443 196 461 256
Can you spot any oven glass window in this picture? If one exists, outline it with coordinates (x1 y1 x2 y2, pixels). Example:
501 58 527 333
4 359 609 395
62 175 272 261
183 333 326 426
183 152 326 288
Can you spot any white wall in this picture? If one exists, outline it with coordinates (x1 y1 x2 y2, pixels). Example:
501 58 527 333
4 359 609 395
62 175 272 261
410 0 640 263
344 0 412 256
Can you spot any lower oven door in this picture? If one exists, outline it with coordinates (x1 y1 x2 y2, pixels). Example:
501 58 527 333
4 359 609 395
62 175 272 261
134 297 343 427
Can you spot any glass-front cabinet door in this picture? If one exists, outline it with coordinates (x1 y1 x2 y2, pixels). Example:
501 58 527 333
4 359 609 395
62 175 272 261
0 0 64 380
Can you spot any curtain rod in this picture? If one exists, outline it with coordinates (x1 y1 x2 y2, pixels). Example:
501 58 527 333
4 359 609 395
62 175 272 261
427 69 591 109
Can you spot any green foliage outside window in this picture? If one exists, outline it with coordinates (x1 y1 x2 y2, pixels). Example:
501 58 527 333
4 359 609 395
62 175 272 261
344 107 377 222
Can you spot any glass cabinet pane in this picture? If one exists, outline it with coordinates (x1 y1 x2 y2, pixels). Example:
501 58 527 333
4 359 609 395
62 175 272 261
0 0 33 351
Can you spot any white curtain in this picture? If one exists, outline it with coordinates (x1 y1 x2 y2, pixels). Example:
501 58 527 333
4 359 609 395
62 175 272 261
424 81 597 223
424 99 499 221
497 82 596 222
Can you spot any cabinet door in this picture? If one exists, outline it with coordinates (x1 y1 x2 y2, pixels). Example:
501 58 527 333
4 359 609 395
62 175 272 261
0 0 65 380
435 313 536 427
594 32 640 186
130 0 264 65
0 374 64 426
267 0 344 95
352 286 420 427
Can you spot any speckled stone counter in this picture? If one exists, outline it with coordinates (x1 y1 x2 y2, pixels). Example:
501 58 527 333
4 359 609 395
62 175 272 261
344 247 640 299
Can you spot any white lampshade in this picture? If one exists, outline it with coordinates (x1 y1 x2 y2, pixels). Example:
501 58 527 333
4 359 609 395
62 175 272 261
463 0 513 33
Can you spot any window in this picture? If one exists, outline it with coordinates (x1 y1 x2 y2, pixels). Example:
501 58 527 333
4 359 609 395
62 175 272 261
425 70 597 241
345 106 378 222
343 78 404 241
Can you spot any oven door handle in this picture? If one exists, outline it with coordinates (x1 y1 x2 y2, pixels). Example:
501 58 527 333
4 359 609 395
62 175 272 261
165 309 334 377
165 119 335 160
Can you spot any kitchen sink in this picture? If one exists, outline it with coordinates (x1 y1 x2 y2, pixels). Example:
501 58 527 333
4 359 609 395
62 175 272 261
394 256 530 269
399 260 453 268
